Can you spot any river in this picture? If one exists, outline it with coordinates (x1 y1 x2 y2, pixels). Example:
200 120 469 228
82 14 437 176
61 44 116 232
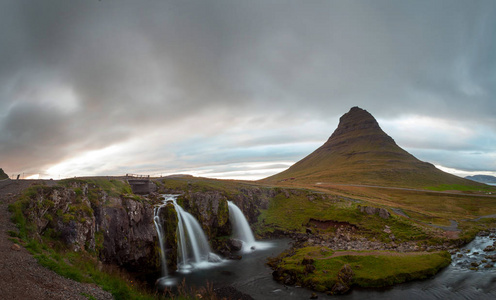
156 233 496 299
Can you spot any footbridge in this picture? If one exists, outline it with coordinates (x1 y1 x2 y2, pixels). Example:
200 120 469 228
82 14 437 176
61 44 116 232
126 174 156 194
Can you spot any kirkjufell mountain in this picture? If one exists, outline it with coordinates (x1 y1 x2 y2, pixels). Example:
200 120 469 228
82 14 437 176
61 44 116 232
263 107 483 188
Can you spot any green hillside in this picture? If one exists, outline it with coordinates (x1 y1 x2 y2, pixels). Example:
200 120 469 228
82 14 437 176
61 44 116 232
263 107 485 189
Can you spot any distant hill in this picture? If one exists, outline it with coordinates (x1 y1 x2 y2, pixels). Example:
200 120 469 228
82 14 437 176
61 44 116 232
262 107 484 189
0 168 8 180
465 175 496 184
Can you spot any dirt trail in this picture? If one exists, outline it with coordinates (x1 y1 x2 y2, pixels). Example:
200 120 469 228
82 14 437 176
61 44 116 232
315 182 496 198
0 180 113 300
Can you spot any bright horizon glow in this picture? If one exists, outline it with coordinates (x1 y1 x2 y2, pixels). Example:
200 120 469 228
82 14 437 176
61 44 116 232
435 165 496 179
45 145 125 178
19 161 496 182
1 2 495 182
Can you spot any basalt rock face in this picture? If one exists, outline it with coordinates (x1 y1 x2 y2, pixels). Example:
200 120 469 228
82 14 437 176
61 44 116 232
21 182 161 273
95 196 159 272
180 191 231 239
157 203 178 272
178 187 276 239
264 106 483 188
23 185 95 252
231 187 276 224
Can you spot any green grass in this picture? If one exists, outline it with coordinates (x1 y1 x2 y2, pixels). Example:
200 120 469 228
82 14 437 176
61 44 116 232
256 190 428 242
158 176 254 196
274 246 451 292
60 178 133 197
81 293 97 300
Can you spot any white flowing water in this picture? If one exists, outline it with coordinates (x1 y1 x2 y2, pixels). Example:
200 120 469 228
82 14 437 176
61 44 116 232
153 195 222 279
228 201 259 252
153 206 168 277
172 198 222 272
153 195 177 286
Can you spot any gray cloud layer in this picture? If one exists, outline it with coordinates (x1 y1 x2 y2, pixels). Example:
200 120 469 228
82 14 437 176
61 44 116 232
1 0 495 178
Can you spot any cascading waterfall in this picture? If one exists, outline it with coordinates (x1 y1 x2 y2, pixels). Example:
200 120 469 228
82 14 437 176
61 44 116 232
228 201 257 251
171 198 221 272
154 194 222 279
153 196 170 277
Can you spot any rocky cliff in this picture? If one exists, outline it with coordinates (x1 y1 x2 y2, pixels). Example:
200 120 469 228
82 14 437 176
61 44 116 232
16 177 284 277
165 183 277 238
19 180 161 273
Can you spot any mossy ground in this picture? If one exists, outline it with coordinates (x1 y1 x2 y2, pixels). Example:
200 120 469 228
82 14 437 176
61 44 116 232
256 190 429 242
273 246 451 292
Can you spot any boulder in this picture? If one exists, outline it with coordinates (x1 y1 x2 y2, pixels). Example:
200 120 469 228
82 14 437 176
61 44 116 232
229 238 243 252
358 205 390 219
331 264 354 294
484 245 495 252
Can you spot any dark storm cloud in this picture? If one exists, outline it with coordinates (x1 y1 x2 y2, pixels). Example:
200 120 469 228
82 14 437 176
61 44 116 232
0 0 495 177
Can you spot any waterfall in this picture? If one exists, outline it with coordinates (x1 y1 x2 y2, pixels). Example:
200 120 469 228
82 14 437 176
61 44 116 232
171 198 221 272
228 201 256 251
153 195 178 287
153 197 170 277
154 194 222 277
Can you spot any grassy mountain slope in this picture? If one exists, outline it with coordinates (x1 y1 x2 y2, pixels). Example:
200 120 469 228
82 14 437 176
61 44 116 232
263 107 485 189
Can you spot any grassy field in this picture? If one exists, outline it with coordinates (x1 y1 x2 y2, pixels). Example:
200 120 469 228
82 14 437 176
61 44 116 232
301 183 496 222
256 189 433 242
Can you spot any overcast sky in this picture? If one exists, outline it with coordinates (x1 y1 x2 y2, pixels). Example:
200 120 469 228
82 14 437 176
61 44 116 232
1 0 495 180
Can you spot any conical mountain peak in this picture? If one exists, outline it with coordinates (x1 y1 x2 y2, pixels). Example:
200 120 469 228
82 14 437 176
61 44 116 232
320 106 399 155
263 107 479 188
331 106 380 137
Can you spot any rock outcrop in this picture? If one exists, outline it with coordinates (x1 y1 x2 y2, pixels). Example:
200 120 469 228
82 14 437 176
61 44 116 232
173 186 276 239
95 196 158 271
21 181 161 273
179 191 231 239
358 205 390 219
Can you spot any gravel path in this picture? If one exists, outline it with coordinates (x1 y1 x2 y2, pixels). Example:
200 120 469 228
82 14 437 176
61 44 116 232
0 180 113 300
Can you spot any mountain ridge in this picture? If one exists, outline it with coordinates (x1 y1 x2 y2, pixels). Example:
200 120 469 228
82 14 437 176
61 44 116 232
466 175 496 184
263 107 483 189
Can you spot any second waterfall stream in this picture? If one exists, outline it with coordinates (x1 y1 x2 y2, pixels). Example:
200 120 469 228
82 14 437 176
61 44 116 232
227 201 257 252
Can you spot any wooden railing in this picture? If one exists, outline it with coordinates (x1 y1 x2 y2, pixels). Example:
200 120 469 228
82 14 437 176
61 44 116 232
125 174 150 179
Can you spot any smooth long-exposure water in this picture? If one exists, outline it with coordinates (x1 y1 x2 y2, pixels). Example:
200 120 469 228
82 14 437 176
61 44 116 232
153 195 495 299
163 234 496 299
